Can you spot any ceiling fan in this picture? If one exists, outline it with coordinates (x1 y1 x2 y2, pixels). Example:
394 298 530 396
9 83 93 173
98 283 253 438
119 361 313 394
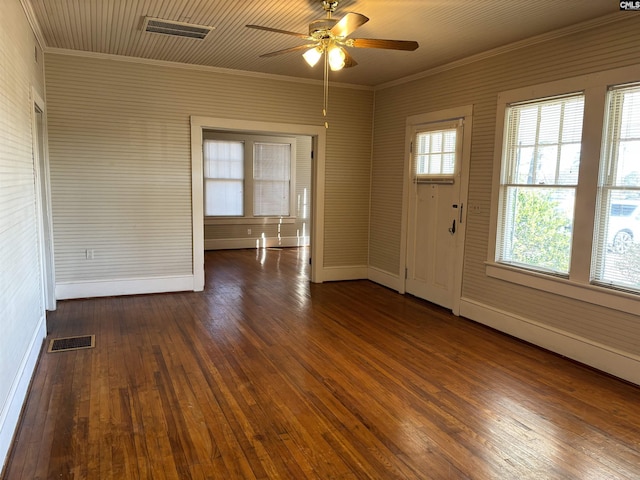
246 0 419 126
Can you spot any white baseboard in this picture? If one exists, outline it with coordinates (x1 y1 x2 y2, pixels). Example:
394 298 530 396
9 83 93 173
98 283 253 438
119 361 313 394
0 314 46 470
321 266 368 282
56 275 195 300
205 236 310 250
460 297 640 386
368 266 404 293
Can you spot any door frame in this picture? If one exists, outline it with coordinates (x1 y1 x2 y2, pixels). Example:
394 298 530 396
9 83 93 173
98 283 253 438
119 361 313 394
190 116 326 289
400 105 473 315
31 87 56 312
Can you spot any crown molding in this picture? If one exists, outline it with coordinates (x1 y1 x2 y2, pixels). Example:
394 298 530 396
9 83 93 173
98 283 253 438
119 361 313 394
19 0 46 49
34 10 629 93
44 48 374 91
376 12 628 91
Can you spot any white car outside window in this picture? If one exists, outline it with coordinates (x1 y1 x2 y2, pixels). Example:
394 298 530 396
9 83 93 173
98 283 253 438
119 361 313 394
607 201 640 253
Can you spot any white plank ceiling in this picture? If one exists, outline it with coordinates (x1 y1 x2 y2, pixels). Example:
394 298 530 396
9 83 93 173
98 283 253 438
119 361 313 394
28 0 620 86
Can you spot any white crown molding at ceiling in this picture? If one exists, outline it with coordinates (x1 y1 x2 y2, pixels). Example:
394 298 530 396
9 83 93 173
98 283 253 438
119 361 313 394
28 9 628 92
19 0 46 49
376 11 628 91
43 48 374 91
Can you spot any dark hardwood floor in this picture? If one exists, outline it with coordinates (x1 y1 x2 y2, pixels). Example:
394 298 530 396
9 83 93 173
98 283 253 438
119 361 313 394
3 247 640 479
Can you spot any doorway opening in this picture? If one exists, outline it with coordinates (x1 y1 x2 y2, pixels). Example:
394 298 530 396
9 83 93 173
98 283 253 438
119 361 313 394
190 117 327 289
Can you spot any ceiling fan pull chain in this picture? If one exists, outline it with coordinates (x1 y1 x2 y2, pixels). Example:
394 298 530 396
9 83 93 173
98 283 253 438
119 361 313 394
246 0 417 129
323 51 329 128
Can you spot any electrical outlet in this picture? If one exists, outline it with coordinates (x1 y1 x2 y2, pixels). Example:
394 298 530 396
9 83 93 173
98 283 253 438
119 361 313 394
85 249 94 260
247 228 252 235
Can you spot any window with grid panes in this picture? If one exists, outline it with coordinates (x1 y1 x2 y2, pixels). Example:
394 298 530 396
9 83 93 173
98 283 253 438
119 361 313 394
414 126 457 182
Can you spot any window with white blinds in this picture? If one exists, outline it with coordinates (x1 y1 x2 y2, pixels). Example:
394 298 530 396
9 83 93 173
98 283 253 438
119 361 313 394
489 67 640 311
203 134 296 219
496 94 584 274
204 140 244 216
253 142 291 216
592 83 640 292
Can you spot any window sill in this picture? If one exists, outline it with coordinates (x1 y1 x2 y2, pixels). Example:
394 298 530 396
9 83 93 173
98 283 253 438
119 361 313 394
205 217 296 226
485 261 639 316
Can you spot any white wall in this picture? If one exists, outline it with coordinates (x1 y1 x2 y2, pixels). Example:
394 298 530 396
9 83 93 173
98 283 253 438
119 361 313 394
0 0 48 468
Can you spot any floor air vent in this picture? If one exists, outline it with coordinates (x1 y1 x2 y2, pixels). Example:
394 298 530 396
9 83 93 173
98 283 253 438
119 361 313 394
48 335 95 353
142 17 213 40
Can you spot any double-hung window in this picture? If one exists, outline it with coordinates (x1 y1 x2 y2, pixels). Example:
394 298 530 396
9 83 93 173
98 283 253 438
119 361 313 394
489 65 640 312
592 83 640 290
253 142 291 216
203 133 296 219
204 140 244 216
496 94 584 274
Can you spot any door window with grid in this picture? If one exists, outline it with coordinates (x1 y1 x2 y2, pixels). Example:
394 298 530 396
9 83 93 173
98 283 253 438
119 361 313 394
413 124 458 183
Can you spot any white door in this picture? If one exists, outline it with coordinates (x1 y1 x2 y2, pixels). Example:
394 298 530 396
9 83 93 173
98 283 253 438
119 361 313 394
406 120 464 310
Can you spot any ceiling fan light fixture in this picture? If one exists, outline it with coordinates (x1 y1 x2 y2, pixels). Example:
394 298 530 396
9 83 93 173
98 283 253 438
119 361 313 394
246 0 418 125
328 45 346 71
303 46 323 67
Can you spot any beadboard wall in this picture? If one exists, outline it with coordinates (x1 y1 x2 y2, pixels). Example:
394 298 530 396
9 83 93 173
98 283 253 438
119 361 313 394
370 15 640 384
0 0 47 468
44 52 373 297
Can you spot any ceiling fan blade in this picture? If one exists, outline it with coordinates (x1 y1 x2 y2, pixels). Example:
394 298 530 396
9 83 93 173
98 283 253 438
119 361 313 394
246 24 310 39
259 44 316 58
343 49 358 68
330 12 369 38
350 38 419 51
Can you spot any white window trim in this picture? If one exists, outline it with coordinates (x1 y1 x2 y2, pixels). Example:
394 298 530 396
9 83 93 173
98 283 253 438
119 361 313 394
487 63 640 316
191 116 326 288
204 217 295 226
203 131 297 220
485 262 640 315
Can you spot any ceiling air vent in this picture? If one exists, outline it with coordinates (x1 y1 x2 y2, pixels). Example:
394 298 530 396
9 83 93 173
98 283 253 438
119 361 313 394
142 17 213 40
